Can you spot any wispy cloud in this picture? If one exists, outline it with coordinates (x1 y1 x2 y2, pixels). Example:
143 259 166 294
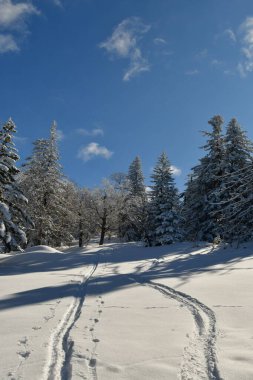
52 0 63 7
78 142 113 162
0 33 18 52
185 69 199 76
99 17 150 81
224 28 237 43
195 49 208 60
76 128 104 137
171 165 182 176
238 17 253 77
211 59 223 66
153 37 167 45
0 0 38 29
0 0 39 53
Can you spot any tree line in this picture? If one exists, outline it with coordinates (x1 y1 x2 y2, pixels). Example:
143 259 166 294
0 115 253 252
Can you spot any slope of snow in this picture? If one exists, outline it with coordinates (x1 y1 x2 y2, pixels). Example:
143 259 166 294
0 242 253 379
25 245 62 254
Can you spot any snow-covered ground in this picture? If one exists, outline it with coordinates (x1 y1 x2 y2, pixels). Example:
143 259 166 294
0 242 253 380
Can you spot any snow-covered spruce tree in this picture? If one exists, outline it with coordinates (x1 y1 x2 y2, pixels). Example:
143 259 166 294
149 152 182 245
20 122 67 247
0 119 32 252
124 156 150 242
182 171 204 241
183 115 225 242
219 119 253 242
128 156 146 197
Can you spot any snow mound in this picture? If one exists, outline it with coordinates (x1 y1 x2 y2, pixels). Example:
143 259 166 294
25 245 62 254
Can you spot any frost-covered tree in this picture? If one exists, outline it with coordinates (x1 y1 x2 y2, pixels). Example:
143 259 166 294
219 119 253 242
76 188 98 247
0 119 32 252
127 156 146 197
124 156 149 241
149 152 182 245
20 122 67 246
183 115 225 242
88 181 119 245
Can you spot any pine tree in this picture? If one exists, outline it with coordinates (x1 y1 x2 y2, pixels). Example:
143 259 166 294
0 119 32 252
124 156 149 241
127 156 146 197
220 118 253 242
150 152 182 245
20 121 66 246
183 115 225 242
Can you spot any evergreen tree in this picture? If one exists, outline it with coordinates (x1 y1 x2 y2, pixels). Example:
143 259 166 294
150 152 182 245
127 156 146 197
20 122 66 246
0 119 32 252
124 156 149 241
183 115 225 242
220 118 253 242
182 172 203 241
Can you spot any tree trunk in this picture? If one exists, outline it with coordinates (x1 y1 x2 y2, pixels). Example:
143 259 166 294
79 218 84 247
99 216 107 245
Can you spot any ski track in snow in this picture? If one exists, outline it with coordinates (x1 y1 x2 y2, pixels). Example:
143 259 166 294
42 257 99 380
128 275 222 380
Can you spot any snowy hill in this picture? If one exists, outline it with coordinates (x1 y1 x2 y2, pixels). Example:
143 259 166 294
0 242 253 379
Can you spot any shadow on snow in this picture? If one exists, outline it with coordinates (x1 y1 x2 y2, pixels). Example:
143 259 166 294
0 241 253 310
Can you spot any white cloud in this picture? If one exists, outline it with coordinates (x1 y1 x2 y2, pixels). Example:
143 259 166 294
224 69 234 76
76 128 104 137
0 33 18 52
0 0 38 29
171 165 182 176
224 28 237 43
195 49 208 60
0 0 39 54
238 17 253 76
99 17 150 81
185 69 199 76
153 37 167 45
78 142 113 162
237 62 246 77
52 0 63 7
211 59 223 66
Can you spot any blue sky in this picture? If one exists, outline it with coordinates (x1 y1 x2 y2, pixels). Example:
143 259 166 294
1 0 253 190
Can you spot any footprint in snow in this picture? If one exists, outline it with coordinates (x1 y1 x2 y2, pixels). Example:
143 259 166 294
17 350 30 359
18 337 28 345
89 358 96 368
32 326 41 331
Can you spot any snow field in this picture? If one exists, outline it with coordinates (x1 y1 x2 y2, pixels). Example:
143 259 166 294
0 242 253 379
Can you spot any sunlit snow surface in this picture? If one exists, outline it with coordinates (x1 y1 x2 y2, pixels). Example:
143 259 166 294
0 242 253 379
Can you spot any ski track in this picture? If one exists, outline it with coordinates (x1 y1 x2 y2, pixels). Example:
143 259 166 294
43 257 99 380
128 275 223 380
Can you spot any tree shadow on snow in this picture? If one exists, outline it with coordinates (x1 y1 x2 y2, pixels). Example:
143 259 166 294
0 241 253 310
